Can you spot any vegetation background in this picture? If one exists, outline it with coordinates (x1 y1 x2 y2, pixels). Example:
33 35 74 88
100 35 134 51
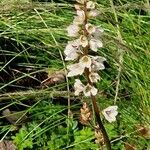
0 0 150 149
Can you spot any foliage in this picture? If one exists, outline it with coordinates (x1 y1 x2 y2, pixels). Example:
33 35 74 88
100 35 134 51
74 127 98 150
12 126 33 150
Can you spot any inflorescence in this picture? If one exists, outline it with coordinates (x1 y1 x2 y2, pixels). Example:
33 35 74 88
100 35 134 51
64 0 118 123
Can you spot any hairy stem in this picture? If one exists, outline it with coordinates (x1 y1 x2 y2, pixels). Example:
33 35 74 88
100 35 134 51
84 69 111 150
82 1 111 149
91 95 111 150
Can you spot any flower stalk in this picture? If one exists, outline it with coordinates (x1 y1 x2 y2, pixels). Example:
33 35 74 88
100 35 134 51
64 0 118 149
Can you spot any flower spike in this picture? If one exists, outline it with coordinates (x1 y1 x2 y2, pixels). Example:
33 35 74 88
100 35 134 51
64 1 117 149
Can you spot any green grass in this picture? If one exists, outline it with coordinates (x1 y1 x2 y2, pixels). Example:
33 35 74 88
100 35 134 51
0 0 150 149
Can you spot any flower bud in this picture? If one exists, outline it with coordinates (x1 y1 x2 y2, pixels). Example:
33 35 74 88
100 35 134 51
80 102 92 125
86 1 95 9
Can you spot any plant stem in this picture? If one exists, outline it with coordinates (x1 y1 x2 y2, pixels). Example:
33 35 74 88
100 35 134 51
85 69 111 150
82 1 111 149
91 95 111 150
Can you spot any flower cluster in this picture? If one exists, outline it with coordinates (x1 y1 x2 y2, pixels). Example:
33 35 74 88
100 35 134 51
64 0 118 124
64 0 105 97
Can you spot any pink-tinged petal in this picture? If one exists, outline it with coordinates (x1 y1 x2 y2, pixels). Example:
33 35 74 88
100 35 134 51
64 40 80 61
67 24 80 37
67 63 85 77
91 56 106 71
89 72 100 83
102 106 118 123
74 79 85 95
89 39 103 52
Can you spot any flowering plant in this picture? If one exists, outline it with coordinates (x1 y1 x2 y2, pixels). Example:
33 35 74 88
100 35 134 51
64 0 118 149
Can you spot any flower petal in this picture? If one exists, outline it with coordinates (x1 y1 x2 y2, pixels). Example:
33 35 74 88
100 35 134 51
84 84 98 97
79 55 92 68
67 24 80 37
102 106 118 123
90 86 98 96
64 40 80 61
91 56 106 71
89 39 103 52
93 26 104 39
73 10 85 25
77 10 85 18
65 52 79 61
74 79 84 95
80 35 88 47
89 72 100 83
73 16 84 25
74 4 82 10
85 23 96 34
67 63 85 77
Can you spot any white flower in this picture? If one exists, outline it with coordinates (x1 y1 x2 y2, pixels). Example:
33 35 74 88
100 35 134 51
67 63 85 77
89 72 100 83
102 106 118 123
67 55 92 77
91 56 106 71
73 16 84 25
84 84 98 96
93 26 104 38
64 40 80 61
64 40 79 52
73 10 85 25
87 10 99 18
77 10 85 18
86 1 95 9
74 79 84 95
65 51 78 61
79 55 92 69
89 39 103 52
85 23 96 34
67 24 80 37
76 0 86 4
80 35 88 47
